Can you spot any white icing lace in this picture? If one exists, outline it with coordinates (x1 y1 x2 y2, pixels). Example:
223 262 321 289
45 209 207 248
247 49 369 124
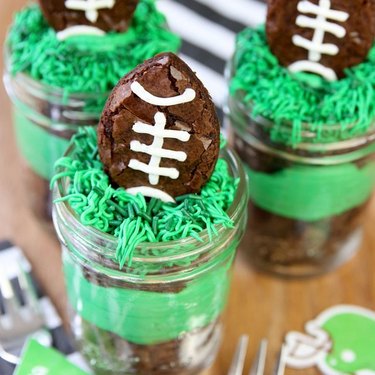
289 0 349 81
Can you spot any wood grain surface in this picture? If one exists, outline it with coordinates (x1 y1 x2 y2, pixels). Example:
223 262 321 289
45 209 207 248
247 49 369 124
1 2 374 374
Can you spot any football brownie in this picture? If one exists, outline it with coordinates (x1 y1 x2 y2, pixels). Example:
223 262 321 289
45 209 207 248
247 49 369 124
98 52 220 200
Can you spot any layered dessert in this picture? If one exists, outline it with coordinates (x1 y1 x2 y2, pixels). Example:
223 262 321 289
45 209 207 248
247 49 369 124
228 0 375 275
4 0 180 224
52 53 248 374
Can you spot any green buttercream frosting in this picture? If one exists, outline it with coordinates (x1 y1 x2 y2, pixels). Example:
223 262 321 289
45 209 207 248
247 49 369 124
13 110 69 180
246 160 375 221
7 0 181 93
63 247 234 345
52 128 238 268
230 27 375 145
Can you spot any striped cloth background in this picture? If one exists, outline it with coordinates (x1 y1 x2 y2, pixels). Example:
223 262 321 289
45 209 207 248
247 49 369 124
0 0 266 373
158 0 266 115
0 241 80 374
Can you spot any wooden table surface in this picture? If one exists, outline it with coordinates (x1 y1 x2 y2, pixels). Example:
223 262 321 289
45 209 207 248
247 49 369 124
1 2 375 374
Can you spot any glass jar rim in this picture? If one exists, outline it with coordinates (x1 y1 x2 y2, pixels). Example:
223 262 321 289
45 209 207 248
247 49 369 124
3 44 110 101
3 44 109 130
228 91 375 149
226 53 375 151
227 97 375 167
53 144 248 265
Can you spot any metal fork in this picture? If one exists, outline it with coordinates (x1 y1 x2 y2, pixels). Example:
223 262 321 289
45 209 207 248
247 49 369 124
0 262 51 364
227 335 286 375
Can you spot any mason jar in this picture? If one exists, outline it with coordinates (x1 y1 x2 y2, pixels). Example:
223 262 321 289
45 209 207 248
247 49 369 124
52 146 248 375
3 2 180 227
226 92 375 277
3 64 107 225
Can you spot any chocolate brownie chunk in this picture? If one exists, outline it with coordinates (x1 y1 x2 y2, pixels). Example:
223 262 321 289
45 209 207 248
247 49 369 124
244 200 367 274
98 52 220 200
267 0 375 78
80 317 221 375
38 0 138 33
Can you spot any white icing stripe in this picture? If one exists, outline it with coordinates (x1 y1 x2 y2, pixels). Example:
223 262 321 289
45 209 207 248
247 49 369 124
290 0 349 79
128 82 194 186
296 15 346 38
126 187 175 203
148 112 166 185
132 123 190 141
292 35 339 56
130 82 196 106
130 141 187 162
129 112 190 184
65 0 115 23
289 60 337 81
297 0 349 22
128 160 179 180
56 25 105 40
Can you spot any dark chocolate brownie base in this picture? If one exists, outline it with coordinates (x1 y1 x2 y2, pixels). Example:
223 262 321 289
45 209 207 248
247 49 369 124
242 200 367 275
77 317 220 375
82 263 186 293
76 257 221 374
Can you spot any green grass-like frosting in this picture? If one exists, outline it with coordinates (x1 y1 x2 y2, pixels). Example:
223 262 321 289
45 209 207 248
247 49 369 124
51 128 238 268
6 0 181 93
230 27 375 145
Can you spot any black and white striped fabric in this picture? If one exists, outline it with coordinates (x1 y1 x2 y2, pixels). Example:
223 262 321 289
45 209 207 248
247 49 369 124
0 1 266 373
0 241 81 375
157 0 266 116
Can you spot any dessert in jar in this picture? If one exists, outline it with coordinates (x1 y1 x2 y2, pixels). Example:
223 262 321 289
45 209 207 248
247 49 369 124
227 0 375 276
3 0 180 225
52 53 248 374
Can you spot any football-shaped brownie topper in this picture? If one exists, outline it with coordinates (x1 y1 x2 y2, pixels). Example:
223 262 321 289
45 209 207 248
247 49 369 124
267 0 375 81
98 53 220 203
39 0 138 40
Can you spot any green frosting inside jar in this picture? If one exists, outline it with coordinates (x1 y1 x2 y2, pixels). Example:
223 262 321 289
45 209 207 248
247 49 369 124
6 0 181 94
13 109 69 180
230 27 375 146
52 128 239 268
246 158 375 221
54 129 240 347
63 246 234 345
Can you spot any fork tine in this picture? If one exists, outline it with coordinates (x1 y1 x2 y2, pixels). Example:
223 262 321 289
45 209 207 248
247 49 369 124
248 339 267 375
227 335 249 375
272 344 287 375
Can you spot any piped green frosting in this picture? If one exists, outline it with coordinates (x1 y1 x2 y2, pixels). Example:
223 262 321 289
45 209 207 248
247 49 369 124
230 27 375 145
51 128 238 268
6 0 181 93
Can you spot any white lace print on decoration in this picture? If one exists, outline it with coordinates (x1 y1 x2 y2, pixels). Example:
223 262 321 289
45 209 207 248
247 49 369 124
57 0 115 40
127 81 196 202
289 0 349 81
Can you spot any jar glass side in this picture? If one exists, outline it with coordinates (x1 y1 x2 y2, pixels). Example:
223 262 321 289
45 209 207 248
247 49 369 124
53 147 248 374
3 61 108 223
227 83 375 277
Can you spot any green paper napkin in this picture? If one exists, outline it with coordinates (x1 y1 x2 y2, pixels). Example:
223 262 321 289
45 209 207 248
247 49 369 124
15 339 88 375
